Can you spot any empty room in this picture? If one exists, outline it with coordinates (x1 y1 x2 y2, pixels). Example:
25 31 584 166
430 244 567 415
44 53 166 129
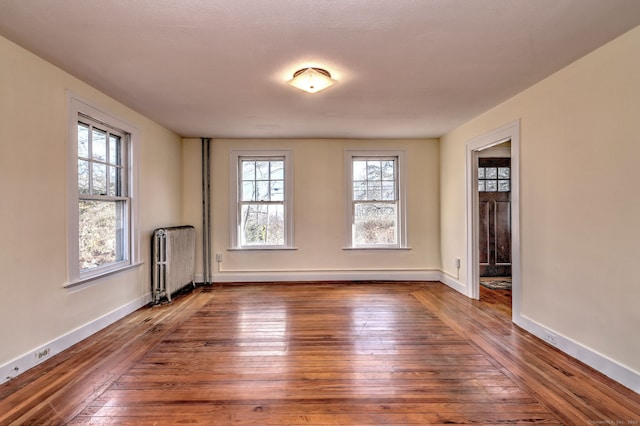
1 1 640 424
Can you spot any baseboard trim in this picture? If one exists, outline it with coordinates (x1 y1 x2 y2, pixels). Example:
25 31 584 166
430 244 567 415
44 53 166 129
514 314 640 393
204 270 466 292
438 271 467 295
209 269 441 283
0 293 152 385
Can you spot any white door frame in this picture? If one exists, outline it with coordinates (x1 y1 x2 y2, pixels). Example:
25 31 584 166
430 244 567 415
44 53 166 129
466 120 521 321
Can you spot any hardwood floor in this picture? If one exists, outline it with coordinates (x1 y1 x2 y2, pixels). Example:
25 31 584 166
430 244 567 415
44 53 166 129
1 282 639 425
479 285 512 317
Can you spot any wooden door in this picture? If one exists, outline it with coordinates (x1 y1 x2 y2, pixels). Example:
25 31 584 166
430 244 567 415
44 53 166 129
478 158 511 277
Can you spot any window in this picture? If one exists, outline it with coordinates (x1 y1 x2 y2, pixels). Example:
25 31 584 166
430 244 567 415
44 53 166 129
77 116 129 270
67 94 139 286
346 150 407 248
230 150 294 249
478 159 511 192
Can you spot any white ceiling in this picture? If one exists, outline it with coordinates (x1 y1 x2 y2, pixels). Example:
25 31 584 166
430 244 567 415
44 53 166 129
1 0 639 139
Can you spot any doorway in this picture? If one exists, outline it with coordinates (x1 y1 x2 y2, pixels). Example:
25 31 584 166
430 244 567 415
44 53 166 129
477 155 512 312
466 120 521 322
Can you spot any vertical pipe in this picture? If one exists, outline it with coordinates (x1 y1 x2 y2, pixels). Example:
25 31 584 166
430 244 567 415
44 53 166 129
206 138 212 285
201 139 208 285
201 137 212 285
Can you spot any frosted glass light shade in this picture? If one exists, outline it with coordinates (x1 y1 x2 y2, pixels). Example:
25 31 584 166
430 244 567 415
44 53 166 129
288 67 335 93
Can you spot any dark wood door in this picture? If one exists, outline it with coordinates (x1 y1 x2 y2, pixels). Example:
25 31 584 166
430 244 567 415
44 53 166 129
478 158 511 277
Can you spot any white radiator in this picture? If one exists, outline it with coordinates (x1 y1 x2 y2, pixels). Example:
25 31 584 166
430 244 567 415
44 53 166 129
152 226 196 304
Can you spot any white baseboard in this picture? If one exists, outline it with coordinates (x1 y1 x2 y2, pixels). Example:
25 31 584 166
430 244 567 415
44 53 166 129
203 269 465 292
514 314 640 393
438 271 467 295
209 269 442 283
438 272 640 392
0 292 152 385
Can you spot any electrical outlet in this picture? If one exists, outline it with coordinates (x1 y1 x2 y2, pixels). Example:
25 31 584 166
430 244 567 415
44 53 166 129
543 331 557 346
455 258 461 269
215 253 223 262
35 347 51 362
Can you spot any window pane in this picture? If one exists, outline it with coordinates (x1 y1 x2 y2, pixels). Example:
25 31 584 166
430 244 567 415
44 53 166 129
498 180 510 192
241 204 284 246
486 180 498 192
353 181 367 199
478 180 485 192
367 161 381 180
115 166 123 196
354 202 397 245
240 205 258 244
255 161 269 179
78 160 90 194
478 167 485 179
270 180 284 201
265 204 285 245
381 181 395 200
270 161 284 180
92 128 107 161
485 167 497 179
353 161 367 181
381 160 395 180
92 163 107 195
109 135 120 165
256 181 270 201
498 167 510 179
242 161 255 181
367 182 382 200
78 123 90 158
108 166 118 196
79 200 126 270
241 182 255 201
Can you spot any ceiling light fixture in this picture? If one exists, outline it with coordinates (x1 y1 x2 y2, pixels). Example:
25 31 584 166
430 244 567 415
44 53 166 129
288 67 336 93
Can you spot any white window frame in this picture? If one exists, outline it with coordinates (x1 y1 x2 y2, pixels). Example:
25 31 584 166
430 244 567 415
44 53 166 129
66 93 140 287
230 149 294 250
345 150 408 249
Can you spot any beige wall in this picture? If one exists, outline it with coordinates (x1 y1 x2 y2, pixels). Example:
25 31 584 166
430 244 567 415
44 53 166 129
0 36 183 368
440 26 640 374
182 138 441 280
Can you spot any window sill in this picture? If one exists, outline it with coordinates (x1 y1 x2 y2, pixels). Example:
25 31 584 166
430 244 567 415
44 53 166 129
343 246 412 251
227 247 298 251
64 262 144 289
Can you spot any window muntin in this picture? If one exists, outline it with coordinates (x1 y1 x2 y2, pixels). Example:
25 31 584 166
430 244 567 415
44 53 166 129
347 151 406 248
230 150 294 249
76 116 130 274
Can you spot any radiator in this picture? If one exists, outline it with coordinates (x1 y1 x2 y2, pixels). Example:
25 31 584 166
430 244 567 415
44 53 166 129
152 226 196 304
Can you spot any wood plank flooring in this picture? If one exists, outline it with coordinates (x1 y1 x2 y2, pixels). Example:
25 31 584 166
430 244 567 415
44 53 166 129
1 282 639 425
479 285 512 317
